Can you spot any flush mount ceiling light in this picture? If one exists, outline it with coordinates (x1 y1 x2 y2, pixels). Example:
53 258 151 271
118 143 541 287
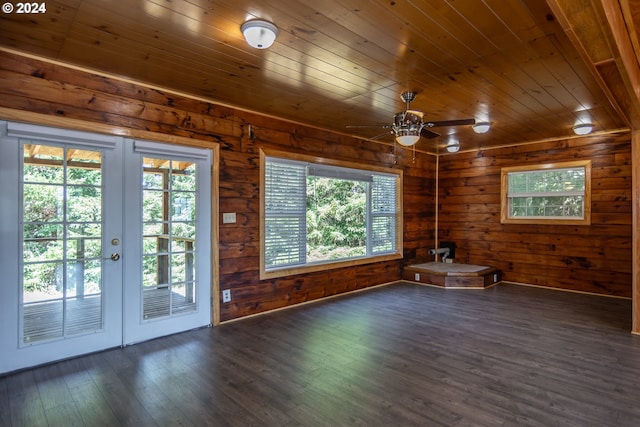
472 121 491 134
446 139 460 153
446 143 460 153
572 123 593 135
241 19 279 49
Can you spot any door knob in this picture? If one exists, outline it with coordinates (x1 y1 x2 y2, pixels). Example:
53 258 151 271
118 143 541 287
110 252 120 261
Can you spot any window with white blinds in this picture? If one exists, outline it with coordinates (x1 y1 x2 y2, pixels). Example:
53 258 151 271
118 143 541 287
501 160 591 225
262 153 401 277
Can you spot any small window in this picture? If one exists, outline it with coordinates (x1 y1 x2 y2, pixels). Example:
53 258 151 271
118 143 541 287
260 149 402 279
501 160 591 225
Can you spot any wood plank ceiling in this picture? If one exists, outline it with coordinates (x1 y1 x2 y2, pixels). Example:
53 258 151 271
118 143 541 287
1 0 638 154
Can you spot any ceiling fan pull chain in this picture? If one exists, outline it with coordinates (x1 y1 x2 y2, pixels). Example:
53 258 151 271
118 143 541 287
393 140 398 165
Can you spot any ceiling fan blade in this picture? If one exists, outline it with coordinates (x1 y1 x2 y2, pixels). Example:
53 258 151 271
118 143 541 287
346 125 393 141
346 124 392 129
425 118 476 128
420 128 440 139
370 131 394 141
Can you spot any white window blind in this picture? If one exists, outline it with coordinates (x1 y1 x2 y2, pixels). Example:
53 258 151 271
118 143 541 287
264 159 307 268
371 174 397 254
507 167 585 197
133 139 210 160
308 164 373 182
507 166 586 219
6 121 118 149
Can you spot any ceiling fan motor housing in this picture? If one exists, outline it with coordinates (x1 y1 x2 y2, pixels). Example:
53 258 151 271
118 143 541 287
393 110 425 145
393 110 423 131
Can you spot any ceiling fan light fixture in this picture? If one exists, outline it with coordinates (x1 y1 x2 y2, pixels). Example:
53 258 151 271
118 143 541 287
396 134 421 146
393 110 424 146
472 121 491 134
572 123 593 135
241 19 279 49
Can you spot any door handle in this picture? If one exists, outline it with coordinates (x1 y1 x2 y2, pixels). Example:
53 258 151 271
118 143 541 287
110 252 120 261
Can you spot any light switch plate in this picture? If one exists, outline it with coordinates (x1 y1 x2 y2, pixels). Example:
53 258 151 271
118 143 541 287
222 212 236 224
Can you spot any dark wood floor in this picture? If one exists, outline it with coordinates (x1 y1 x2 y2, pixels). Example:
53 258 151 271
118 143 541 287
2 282 640 426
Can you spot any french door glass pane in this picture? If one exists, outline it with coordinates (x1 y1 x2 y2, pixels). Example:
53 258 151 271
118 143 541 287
142 157 197 320
22 144 104 344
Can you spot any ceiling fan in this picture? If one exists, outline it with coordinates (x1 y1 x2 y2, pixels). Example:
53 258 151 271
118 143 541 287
348 91 476 146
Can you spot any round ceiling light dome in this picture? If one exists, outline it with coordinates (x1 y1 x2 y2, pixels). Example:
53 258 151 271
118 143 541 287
446 143 460 153
472 121 491 134
446 137 460 152
572 123 593 135
241 19 279 49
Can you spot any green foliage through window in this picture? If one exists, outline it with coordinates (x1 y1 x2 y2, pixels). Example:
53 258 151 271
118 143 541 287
22 145 103 298
306 177 367 261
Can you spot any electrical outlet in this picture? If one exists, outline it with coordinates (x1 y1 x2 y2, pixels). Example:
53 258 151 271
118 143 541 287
414 273 420 281
222 289 231 303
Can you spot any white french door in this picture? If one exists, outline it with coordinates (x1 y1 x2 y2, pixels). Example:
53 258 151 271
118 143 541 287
122 139 212 344
0 122 212 374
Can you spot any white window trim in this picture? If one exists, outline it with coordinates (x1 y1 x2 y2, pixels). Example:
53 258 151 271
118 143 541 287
260 149 403 280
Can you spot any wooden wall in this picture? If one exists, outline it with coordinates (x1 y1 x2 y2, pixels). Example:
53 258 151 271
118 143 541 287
437 133 632 297
0 50 437 322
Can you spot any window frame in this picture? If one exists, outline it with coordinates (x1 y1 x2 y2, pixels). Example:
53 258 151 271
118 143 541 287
260 148 403 280
500 160 591 225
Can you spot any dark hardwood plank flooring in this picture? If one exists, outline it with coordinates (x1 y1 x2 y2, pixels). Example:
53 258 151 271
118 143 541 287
2 282 640 426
